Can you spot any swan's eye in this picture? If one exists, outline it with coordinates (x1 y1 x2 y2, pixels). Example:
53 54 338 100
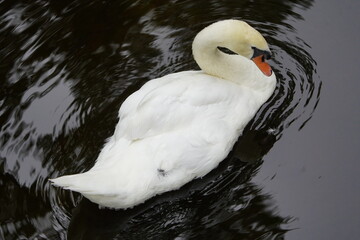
217 46 238 55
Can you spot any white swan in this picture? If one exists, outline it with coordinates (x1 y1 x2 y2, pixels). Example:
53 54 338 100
50 19 276 209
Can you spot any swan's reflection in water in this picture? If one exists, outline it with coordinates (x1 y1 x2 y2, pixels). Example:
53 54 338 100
67 130 287 240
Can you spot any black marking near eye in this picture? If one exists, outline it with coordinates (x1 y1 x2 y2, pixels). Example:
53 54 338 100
251 46 271 60
157 168 166 177
217 46 238 55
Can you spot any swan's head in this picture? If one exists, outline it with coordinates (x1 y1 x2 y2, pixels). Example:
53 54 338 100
193 19 273 78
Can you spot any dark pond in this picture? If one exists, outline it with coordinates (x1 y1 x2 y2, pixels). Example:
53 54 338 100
0 0 359 239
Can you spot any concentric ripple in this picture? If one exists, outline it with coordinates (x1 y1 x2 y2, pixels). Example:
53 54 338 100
0 0 319 239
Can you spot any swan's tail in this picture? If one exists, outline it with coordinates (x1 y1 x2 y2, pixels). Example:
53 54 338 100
50 171 146 209
49 171 108 195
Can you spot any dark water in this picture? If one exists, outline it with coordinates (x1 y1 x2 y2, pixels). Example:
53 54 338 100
0 0 359 239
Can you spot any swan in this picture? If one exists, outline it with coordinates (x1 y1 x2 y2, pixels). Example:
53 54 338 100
50 19 276 209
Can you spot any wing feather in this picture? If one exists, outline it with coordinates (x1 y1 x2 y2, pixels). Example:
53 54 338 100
115 71 237 141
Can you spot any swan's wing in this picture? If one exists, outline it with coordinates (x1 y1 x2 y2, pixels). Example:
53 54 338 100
115 72 235 141
52 73 245 207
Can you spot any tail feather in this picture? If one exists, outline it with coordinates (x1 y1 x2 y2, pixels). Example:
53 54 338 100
50 171 133 208
50 172 112 195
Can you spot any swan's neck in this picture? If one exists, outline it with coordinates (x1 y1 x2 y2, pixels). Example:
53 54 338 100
192 32 274 93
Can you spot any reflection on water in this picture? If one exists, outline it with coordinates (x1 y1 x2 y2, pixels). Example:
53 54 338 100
0 0 319 239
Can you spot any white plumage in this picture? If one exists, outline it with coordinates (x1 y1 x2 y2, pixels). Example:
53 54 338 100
50 19 277 209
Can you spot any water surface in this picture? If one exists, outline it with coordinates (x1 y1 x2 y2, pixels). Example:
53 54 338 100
1 0 359 239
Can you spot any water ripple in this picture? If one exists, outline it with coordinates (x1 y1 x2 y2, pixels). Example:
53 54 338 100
0 0 319 239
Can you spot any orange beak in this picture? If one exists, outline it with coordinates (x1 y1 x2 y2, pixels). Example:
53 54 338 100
252 55 272 77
